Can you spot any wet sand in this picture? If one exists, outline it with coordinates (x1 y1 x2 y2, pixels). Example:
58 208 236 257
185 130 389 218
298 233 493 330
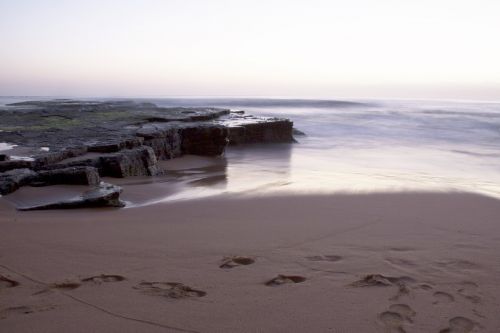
1 191 499 332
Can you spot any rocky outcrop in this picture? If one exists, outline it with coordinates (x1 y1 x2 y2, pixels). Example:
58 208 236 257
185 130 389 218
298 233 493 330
136 123 228 158
44 146 159 178
225 118 294 145
180 124 228 156
0 166 100 195
88 137 144 153
0 160 35 173
99 146 158 177
33 167 100 187
137 126 182 160
33 147 88 169
0 169 38 195
0 100 296 205
18 183 123 210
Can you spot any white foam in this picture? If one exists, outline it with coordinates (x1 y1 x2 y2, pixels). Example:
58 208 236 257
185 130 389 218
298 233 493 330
0 142 17 152
10 156 35 161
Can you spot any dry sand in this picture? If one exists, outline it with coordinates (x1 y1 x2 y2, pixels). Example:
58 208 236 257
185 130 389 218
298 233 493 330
1 191 500 332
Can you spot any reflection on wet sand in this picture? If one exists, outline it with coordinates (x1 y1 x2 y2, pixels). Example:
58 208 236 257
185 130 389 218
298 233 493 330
121 143 294 207
118 155 229 207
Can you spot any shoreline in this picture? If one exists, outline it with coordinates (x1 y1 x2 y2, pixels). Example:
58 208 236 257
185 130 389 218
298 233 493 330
1 190 499 332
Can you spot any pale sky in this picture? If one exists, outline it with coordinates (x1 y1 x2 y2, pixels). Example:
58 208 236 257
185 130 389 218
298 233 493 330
0 0 499 100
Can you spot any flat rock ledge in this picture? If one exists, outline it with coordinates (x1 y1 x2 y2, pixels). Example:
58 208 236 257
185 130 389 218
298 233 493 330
0 100 298 208
17 183 124 211
0 167 101 196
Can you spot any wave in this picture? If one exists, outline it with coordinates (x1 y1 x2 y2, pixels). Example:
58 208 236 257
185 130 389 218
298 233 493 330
143 98 375 109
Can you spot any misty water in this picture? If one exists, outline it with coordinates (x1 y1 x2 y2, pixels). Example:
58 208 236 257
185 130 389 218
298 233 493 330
150 98 500 202
2 97 500 204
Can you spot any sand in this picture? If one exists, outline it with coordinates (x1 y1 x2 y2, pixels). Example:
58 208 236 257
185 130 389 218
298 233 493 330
0 191 499 332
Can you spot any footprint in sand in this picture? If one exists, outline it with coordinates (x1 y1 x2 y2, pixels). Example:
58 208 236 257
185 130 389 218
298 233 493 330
418 283 434 291
305 255 342 262
33 281 82 296
378 311 407 333
457 282 481 304
81 274 126 285
378 304 415 332
0 275 20 289
134 281 207 299
351 274 416 301
351 274 416 288
433 291 455 304
0 305 55 320
265 275 306 286
389 304 416 323
0 306 34 320
439 316 476 333
220 256 255 269
51 281 81 290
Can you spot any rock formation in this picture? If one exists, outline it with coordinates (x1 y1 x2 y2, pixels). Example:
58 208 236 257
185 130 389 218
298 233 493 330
17 183 123 210
0 100 297 208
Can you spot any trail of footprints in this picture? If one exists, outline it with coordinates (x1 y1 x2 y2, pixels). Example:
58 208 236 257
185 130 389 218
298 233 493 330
0 256 488 331
350 272 484 332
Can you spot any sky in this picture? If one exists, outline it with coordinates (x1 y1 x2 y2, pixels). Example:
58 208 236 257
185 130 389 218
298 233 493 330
0 0 499 100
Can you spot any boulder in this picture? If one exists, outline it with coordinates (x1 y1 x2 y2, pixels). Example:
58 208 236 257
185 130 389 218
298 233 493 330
18 183 124 210
33 166 100 186
0 154 9 161
0 168 38 195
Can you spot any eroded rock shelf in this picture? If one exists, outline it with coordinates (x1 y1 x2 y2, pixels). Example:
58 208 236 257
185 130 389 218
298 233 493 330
0 100 296 208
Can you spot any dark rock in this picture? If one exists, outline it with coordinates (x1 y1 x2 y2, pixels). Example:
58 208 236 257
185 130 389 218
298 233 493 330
34 166 100 186
17 183 124 210
1 99 294 186
0 160 35 173
0 154 9 161
292 128 306 136
46 146 158 178
137 127 182 160
137 123 228 158
226 118 294 145
88 137 143 153
33 147 88 169
99 146 158 177
0 168 37 195
180 124 228 156
187 109 229 121
1 99 293 159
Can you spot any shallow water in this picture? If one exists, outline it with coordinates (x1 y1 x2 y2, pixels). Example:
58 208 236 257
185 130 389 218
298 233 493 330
150 98 500 201
2 97 500 204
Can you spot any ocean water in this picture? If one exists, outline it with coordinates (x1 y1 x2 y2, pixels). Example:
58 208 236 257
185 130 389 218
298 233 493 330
149 98 500 201
2 97 500 202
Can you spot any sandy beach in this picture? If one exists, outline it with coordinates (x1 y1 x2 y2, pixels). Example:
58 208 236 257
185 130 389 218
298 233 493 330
2 0 500 331
1 191 499 332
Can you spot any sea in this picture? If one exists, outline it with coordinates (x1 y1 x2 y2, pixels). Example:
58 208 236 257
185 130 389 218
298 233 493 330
2 97 500 204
